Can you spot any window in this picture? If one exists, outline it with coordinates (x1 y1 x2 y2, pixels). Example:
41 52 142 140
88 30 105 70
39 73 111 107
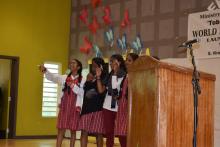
82 68 89 78
42 62 62 117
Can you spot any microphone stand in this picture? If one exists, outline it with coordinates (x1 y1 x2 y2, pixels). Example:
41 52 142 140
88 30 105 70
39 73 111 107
187 44 201 147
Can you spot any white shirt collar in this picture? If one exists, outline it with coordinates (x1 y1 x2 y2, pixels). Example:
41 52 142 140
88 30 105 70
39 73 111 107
71 74 79 80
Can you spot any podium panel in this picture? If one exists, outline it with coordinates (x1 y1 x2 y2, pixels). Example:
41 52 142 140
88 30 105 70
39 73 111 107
127 56 215 147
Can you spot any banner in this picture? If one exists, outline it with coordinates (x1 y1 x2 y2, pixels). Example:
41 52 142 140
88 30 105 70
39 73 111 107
188 9 220 58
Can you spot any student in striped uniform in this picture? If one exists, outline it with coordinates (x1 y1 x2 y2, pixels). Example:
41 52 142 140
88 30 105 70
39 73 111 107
96 54 127 147
114 53 139 147
78 57 108 147
39 59 84 147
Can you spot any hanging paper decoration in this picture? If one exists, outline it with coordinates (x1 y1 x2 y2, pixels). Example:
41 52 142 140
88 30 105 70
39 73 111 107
132 35 143 53
79 7 89 25
129 49 134 53
80 36 93 54
88 16 100 34
146 48 151 56
122 54 127 60
91 0 102 9
117 34 127 51
93 44 102 57
102 6 112 25
121 10 131 28
104 27 114 47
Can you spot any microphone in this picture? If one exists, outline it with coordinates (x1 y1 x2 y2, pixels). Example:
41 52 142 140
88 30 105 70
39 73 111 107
179 39 199 47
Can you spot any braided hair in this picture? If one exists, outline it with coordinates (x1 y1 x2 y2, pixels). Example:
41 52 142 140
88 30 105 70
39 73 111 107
75 59 83 83
127 53 139 61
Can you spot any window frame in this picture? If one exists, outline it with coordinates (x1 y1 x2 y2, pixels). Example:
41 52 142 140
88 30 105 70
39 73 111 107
41 61 62 118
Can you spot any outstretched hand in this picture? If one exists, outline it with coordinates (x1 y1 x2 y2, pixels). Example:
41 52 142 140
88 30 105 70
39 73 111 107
39 65 47 73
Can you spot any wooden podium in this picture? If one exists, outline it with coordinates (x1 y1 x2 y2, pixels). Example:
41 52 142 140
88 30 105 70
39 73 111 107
127 56 215 147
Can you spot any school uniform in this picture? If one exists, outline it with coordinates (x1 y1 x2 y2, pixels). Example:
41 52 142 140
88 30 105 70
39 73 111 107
102 70 126 147
115 77 128 136
78 79 106 134
45 71 84 131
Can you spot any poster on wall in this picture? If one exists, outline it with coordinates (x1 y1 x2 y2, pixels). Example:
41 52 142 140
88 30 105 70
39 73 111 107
188 9 220 59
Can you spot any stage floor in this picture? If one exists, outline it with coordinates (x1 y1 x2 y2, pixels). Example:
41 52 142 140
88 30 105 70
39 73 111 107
0 139 119 147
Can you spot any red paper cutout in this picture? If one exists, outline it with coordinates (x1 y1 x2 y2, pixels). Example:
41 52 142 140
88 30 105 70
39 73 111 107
91 0 102 9
102 6 112 25
80 36 93 54
79 7 88 25
121 10 131 28
88 16 100 34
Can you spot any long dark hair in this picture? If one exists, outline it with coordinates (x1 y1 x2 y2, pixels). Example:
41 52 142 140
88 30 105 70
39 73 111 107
75 59 83 83
128 53 139 61
121 53 139 99
63 59 82 94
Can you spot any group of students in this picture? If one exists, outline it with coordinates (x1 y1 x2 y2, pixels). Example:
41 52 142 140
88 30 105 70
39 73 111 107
39 53 139 147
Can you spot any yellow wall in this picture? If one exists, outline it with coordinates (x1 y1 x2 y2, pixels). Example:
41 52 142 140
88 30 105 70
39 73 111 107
0 59 11 131
0 0 71 136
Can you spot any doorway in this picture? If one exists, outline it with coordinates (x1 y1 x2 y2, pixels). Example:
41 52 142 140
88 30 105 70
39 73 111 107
0 55 19 139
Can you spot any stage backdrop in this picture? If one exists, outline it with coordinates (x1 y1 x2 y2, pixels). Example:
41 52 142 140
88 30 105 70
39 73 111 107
69 0 216 65
188 9 220 58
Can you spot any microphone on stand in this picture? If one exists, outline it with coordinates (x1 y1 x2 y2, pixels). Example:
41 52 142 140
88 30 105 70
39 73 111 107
178 39 200 47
